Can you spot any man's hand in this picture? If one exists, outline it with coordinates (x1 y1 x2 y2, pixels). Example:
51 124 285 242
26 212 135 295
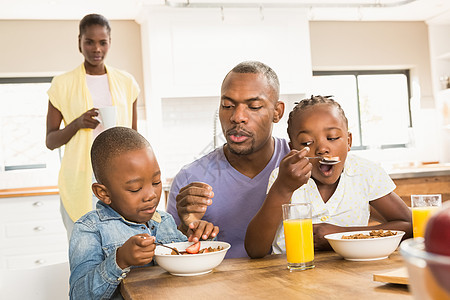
116 234 156 269
175 182 214 233
186 220 219 242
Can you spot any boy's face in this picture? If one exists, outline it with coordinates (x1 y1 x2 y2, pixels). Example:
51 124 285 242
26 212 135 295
93 147 162 224
219 72 283 156
289 104 352 186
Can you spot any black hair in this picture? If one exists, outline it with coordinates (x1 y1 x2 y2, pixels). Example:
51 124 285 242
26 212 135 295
79 13 111 37
91 127 150 185
224 61 280 99
287 95 348 141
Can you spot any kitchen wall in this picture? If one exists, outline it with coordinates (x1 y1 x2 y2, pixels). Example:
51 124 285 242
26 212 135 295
0 19 144 106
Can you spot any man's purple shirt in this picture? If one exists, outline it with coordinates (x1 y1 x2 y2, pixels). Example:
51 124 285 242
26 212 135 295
166 137 290 258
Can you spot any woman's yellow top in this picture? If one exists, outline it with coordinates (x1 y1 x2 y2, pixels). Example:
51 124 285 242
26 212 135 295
47 63 139 221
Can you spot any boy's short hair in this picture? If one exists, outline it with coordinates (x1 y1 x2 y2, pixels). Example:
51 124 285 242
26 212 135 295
91 127 150 185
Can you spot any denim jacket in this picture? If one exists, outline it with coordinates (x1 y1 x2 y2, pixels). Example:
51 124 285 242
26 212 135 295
69 201 187 300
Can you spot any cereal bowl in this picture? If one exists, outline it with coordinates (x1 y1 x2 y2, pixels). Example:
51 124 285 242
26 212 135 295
154 241 231 276
324 230 405 261
400 238 450 300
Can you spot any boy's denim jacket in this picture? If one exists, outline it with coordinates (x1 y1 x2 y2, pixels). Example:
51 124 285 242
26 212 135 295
69 201 187 300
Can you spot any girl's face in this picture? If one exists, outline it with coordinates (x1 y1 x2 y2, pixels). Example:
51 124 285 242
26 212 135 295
96 147 162 224
289 104 352 187
78 24 110 73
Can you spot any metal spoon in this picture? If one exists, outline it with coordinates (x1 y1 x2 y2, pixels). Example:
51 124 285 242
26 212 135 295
306 156 341 165
154 241 181 255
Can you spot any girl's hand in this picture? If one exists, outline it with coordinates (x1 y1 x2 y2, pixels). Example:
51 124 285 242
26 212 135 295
186 220 219 243
75 108 100 130
274 147 312 195
313 223 342 251
116 234 156 269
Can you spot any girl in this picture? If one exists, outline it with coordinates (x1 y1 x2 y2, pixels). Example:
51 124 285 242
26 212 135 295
245 95 412 258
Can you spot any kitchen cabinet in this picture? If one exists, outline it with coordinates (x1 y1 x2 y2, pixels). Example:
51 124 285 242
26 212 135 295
0 187 68 270
390 166 450 206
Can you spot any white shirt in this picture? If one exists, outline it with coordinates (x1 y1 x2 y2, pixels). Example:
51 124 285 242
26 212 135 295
86 74 112 138
271 153 396 254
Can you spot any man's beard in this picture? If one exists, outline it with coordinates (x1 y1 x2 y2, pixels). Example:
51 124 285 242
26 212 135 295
227 140 255 156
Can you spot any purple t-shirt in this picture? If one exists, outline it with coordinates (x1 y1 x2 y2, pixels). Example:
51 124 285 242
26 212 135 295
166 137 290 258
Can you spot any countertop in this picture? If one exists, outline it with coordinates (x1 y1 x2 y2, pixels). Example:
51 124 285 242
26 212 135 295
0 186 59 198
388 163 450 179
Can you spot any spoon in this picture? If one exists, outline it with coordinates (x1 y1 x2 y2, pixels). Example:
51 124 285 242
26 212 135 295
306 156 341 165
154 241 181 255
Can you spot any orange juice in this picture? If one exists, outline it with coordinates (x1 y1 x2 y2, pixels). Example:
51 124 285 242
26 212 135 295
412 207 440 238
283 218 314 264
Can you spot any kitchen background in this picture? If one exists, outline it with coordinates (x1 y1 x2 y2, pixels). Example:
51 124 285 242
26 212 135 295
0 1 450 293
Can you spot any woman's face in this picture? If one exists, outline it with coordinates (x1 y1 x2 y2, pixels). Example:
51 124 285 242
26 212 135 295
289 104 352 187
78 24 110 73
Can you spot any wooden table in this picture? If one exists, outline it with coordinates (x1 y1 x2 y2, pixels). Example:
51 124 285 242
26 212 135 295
121 251 412 299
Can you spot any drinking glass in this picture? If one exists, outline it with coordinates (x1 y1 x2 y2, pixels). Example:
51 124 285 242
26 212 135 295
411 194 442 238
282 203 314 271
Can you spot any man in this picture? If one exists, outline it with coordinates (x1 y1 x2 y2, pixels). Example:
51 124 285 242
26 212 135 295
166 61 290 258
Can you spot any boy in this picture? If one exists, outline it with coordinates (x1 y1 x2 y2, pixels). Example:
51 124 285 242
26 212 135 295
69 127 219 299
245 95 412 258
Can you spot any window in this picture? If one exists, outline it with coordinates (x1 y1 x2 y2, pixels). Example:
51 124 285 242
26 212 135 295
311 70 411 150
0 77 52 171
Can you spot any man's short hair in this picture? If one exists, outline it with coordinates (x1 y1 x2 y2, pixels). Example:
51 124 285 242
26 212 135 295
91 127 150 184
226 61 280 99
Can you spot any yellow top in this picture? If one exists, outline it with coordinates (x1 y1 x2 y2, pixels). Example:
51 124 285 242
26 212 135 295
47 64 139 221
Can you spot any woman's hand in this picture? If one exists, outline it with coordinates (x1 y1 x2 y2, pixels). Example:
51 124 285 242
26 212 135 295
75 108 100 130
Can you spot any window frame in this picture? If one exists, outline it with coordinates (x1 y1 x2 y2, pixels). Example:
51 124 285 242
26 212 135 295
312 69 412 150
0 76 53 171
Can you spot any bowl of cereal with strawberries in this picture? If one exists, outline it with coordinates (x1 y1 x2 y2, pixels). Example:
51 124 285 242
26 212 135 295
154 241 231 276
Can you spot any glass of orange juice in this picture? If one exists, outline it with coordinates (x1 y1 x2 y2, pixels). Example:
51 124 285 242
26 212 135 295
282 203 314 271
411 194 442 238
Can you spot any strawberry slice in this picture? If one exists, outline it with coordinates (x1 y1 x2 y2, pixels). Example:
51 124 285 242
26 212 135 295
185 242 200 254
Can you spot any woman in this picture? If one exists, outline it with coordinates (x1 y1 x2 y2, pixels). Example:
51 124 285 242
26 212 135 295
46 13 139 238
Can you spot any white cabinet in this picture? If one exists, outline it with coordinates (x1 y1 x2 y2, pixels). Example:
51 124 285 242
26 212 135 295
428 24 450 163
0 192 68 270
139 7 312 98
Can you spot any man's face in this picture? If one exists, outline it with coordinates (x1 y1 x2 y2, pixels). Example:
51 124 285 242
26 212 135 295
219 72 281 156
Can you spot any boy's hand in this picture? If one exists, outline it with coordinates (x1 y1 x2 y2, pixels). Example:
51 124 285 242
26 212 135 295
116 234 156 270
273 147 312 195
186 220 219 243
175 182 214 233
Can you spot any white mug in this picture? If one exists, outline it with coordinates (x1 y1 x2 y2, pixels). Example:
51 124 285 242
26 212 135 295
98 106 117 129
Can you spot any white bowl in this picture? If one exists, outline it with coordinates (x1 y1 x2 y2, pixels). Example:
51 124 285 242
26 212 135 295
324 230 405 261
400 238 450 299
154 241 231 276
